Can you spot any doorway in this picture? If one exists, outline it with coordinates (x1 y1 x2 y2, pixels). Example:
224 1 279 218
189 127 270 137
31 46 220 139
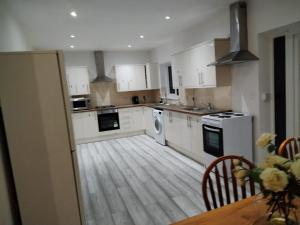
273 36 286 146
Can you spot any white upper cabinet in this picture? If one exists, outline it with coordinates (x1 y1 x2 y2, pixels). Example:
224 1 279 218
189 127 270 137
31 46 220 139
115 64 146 92
146 63 160 90
66 66 90 96
115 64 160 92
171 39 231 89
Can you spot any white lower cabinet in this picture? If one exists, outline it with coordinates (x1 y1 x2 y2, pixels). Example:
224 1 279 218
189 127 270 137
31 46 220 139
72 111 98 140
119 107 144 133
143 107 155 137
165 110 204 163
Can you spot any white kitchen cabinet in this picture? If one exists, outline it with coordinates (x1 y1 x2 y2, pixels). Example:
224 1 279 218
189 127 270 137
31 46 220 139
164 110 204 163
115 65 146 92
71 111 99 140
143 107 155 137
190 115 204 161
171 54 184 88
119 107 144 132
146 63 160 90
66 66 90 96
171 39 231 89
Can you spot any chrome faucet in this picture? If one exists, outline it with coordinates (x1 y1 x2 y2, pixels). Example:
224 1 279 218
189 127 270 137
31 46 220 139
207 102 214 111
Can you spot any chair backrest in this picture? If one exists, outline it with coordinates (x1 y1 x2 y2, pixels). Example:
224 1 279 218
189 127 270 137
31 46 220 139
278 137 300 160
202 155 256 211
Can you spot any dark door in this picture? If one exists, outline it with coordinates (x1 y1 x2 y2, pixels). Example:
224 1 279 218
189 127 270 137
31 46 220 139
273 36 286 146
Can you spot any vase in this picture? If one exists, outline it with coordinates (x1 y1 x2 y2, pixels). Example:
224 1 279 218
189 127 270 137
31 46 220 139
252 193 299 225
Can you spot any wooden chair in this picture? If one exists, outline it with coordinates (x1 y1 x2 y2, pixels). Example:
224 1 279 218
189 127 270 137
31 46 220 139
202 155 257 211
278 137 300 160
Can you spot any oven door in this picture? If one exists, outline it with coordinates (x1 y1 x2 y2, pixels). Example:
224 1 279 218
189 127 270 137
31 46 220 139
97 112 120 132
202 124 224 158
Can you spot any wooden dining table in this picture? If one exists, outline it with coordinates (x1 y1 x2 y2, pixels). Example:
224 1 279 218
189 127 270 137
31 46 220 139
170 196 300 225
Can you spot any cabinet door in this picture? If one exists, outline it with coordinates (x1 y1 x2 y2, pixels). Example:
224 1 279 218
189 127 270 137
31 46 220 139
181 51 193 88
144 107 154 137
190 115 204 160
71 113 84 140
164 110 179 143
119 108 133 132
146 63 160 89
66 67 90 95
76 68 90 95
178 114 192 152
201 42 217 87
171 54 184 88
132 107 144 131
115 65 133 92
130 65 146 91
85 111 99 138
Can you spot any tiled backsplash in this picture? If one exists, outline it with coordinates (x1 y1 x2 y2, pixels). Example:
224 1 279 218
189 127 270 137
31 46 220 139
183 86 232 109
90 82 161 106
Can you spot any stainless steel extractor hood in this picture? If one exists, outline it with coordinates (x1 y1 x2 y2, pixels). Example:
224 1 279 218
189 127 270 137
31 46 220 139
92 51 113 82
208 1 259 66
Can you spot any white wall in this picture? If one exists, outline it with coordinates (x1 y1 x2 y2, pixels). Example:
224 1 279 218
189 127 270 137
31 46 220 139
63 50 151 80
150 0 300 163
0 1 31 51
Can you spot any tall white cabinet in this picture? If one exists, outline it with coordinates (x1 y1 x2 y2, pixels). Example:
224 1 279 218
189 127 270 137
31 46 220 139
171 39 231 89
66 66 90 96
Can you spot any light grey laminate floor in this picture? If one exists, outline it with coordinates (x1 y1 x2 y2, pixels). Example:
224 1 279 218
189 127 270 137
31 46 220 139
76 134 207 225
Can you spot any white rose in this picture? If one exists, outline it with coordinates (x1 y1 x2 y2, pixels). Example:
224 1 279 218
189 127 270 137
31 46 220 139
261 155 291 169
260 168 288 192
233 166 249 179
256 133 276 149
233 159 241 166
290 160 300 180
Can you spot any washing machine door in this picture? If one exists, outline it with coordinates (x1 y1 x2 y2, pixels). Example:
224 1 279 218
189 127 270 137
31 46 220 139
154 116 162 134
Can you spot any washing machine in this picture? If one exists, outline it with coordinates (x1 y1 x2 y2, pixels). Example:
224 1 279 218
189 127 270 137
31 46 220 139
152 109 166 145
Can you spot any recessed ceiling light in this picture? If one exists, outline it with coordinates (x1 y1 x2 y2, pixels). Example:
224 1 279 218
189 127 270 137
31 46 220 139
70 45 75 49
165 16 171 20
139 35 144 39
128 44 132 48
70 34 76 38
70 11 78 17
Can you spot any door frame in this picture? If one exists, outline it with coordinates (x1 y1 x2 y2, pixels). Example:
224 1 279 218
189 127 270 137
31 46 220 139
259 23 300 139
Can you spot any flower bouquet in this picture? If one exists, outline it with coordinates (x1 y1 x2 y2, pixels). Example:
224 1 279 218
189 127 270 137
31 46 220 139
233 133 300 225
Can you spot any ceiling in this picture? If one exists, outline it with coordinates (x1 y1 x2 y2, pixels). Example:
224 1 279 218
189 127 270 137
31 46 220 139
5 0 235 51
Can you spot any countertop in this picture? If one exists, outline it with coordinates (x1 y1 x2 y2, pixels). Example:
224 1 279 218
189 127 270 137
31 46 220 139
72 103 231 116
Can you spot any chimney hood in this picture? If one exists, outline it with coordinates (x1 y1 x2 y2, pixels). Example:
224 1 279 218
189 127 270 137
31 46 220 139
92 51 113 82
208 1 259 66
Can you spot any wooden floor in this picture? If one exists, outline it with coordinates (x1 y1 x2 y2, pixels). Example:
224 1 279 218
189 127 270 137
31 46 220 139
76 134 207 225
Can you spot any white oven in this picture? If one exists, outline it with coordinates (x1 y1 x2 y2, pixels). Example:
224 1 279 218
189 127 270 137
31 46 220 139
202 112 253 167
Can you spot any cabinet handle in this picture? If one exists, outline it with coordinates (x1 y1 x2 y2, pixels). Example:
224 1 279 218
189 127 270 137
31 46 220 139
186 116 189 127
198 72 201 85
189 117 192 128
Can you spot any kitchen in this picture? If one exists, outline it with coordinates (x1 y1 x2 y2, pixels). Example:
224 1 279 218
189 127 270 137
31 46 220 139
0 1 300 225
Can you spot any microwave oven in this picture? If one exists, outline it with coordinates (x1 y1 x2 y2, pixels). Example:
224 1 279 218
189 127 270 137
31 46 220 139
70 97 90 111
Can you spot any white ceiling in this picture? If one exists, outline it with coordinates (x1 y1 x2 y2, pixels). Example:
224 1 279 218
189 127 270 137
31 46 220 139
6 0 235 51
